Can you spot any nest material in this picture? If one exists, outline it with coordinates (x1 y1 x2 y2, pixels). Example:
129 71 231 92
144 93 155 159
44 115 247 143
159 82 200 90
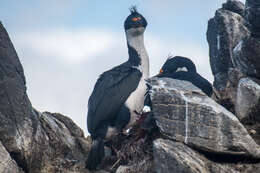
99 113 159 172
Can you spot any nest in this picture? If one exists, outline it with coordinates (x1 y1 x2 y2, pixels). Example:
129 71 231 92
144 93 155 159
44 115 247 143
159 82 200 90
99 112 160 172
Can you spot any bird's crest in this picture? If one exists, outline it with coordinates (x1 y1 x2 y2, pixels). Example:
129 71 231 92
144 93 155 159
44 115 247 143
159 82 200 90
167 52 175 60
129 5 138 14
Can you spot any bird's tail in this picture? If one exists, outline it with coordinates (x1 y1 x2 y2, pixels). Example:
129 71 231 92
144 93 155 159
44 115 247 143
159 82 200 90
85 138 104 170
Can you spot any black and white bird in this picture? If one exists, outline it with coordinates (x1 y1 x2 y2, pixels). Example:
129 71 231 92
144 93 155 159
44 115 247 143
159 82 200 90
158 56 213 97
86 7 149 170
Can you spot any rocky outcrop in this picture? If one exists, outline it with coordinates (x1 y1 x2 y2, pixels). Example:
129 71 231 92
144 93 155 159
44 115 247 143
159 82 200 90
233 36 260 79
207 0 260 123
245 0 260 36
0 141 24 173
207 0 249 91
154 138 260 173
235 77 260 145
0 22 90 173
149 77 260 173
0 21 36 172
115 160 154 173
236 78 260 122
149 77 260 158
222 0 245 17
153 139 209 173
206 0 250 114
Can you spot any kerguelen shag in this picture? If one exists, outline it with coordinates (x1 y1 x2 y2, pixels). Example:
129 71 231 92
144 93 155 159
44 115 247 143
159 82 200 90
158 56 213 97
85 7 149 170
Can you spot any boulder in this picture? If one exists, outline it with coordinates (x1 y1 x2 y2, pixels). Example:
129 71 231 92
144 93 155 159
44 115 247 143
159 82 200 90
153 138 209 173
0 21 38 173
149 77 260 158
245 0 260 36
207 4 249 90
236 78 260 122
0 141 24 173
153 138 260 173
115 160 154 173
232 36 260 78
235 77 260 145
0 22 90 173
222 0 245 17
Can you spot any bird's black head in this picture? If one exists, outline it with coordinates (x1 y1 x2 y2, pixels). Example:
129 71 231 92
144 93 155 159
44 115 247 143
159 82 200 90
159 56 197 75
124 6 147 34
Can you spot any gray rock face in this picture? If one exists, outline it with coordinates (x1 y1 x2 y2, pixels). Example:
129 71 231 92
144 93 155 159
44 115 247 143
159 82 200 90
222 0 245 17
236 78 260 122
206 0 260 119
0 22 90 173
153 138 260 173
207 3 249 90
233 36 260 78
149 77 260 158
153 139 209 173
245 0 260 36
207 1 260 139
0 141 24 173
0 21 37 173
115 160 154 173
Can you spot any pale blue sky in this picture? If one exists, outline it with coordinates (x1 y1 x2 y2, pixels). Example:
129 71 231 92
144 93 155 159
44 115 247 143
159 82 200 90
1 0 245 134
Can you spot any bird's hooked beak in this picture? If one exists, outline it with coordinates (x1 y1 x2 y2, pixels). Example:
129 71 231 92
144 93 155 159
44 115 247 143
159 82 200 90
155 69 164 77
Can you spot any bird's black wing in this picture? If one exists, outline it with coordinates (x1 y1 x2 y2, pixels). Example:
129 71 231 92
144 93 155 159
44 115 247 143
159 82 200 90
87 63 142 134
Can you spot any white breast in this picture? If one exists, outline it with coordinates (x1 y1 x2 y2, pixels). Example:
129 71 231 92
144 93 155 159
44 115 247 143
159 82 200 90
124 75 147 128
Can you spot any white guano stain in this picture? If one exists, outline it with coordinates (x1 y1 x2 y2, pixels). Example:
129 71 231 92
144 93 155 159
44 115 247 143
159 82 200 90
233 40 243 54
217 34 221 50
180 91 189 144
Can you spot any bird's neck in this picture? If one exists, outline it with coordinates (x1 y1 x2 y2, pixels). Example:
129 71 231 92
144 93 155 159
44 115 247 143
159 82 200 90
126 33 149 78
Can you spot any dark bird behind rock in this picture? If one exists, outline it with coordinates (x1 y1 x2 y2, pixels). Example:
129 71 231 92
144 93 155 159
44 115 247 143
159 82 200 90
158 56 213 97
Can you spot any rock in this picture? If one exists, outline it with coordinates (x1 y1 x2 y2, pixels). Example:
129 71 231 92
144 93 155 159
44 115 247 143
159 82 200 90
222 0 245 17
227 68 245 86
115 160 154 173
213 68 245 113
0 21 38 173
207 5 249 90
207 0 260 117
116 166 129 173
149 77 260 158
37 112 90 171
0 141 24 173
232 36 260 78
207 1 251 113
0 21 90 173
153 138 260 173
245 0 260 36
235 78 260 146
236 78 260 122
153 138 209 173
